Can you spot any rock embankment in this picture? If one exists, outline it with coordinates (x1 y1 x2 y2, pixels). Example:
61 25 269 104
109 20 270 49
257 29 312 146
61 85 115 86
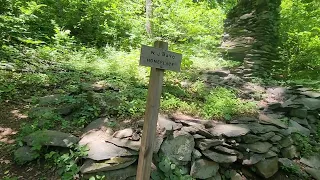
16 86 320 179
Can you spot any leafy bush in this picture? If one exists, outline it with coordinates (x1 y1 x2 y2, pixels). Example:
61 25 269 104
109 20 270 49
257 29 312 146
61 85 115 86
280 162 301 175
293 134 314 157
152 153 194 180
279 0 320 79
153 0 225 55
0 1 47 49
45 145 88 180
202 87 256 120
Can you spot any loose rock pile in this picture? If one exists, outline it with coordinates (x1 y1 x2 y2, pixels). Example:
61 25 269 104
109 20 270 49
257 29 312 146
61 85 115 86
15 81 320 179
219 0 281 78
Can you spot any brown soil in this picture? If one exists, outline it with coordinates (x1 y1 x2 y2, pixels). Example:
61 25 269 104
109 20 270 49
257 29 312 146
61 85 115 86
0 101 57 180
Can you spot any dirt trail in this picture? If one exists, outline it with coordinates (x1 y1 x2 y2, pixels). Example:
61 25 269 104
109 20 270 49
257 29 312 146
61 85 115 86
0 101 56 180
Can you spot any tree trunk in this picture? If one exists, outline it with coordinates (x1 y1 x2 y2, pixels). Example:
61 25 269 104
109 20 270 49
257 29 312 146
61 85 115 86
145 0 152 37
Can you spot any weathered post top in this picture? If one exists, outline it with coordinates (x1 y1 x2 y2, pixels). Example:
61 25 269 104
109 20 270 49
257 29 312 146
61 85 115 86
140 44 182 72
136 41 182 180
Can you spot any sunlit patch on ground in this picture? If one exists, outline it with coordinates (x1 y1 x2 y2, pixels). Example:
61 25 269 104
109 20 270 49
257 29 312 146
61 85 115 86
0 157 11 165
0 127 17 144
10 109 28 120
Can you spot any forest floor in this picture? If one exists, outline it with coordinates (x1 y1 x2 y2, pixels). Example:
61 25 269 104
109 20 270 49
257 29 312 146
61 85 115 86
0 48 319 180
0 101 58 179
0 81 307 180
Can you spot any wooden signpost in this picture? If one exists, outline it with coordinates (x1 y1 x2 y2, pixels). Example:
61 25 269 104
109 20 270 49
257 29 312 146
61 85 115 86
136 41 182 180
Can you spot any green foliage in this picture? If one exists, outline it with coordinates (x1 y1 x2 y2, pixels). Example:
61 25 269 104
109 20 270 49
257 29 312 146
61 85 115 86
152 153 194 180
0 0 145 49
293 134 313 157
279 0 320 79
2 177 19 180
202 87 257 120
0 0 47 50
89 175 106 180
153 0 225 56
45 145 88 180
280 163 301 175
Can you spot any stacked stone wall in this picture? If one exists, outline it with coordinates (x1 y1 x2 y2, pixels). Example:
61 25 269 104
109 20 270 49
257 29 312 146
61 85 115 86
220 0 281 78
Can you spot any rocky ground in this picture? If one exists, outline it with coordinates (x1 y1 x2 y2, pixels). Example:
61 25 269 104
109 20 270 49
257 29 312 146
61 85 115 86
1 70 320 180
0 102 58 179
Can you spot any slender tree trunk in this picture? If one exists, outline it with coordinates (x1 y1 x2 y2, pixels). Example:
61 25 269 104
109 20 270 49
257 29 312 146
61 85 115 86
145 0 152 37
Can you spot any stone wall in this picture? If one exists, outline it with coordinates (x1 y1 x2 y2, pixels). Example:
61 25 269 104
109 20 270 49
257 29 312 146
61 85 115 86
220 0 281 78
15 86 320 179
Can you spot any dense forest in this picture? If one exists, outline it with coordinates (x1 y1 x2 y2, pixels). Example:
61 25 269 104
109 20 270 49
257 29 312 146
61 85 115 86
0 0 320 180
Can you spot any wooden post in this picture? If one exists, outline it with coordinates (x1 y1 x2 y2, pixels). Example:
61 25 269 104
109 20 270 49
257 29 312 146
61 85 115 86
136 41 168 180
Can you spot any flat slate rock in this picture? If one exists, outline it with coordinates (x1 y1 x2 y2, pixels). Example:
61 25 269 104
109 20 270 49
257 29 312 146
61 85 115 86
190 158 219 179
14 146 38 164
85 140 138 161
160 132 195 165
290 108 308 118
80 157 137 174
297 87 312 92
193 134 206 139
23 130 79 147
153 133 165 153
202 150 237 163
265 150 277 158
305 168 320 180
279 136 294 148
247 123 280 134
38 94 64 105
229 117 258 124
241 134 262 143
113 128 134 139
181 126 198 134
241 142 272 154
300 98 320 110
83 164 137 180
255 157 278 179
300 156 320 169
192 149 202 159
207 172 222 180
278 158 296 168
288 120 310 136
213 146 239 155
270 135 282 142
158 115 183 131
242 153 265 165
281 100 301 108
267 102 281 110
291 117 309 127
105 137 140 151
79 130 110 145
210 124 250 137
259 114 288 129
171 113 215 128
307 115 318 124
300 91 320 98
260 132 276 141
83 117 114 133
270 146 280 153
179 123 215 138
196 139 224 150
204 69 230 77
281 145 299 159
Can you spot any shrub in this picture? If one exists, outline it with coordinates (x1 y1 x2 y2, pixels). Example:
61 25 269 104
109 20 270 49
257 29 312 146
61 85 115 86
278 0 320 79
202 87 256 120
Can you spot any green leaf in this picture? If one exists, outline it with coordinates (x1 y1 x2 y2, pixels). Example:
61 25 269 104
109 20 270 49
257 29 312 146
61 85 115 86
158 160 171 173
